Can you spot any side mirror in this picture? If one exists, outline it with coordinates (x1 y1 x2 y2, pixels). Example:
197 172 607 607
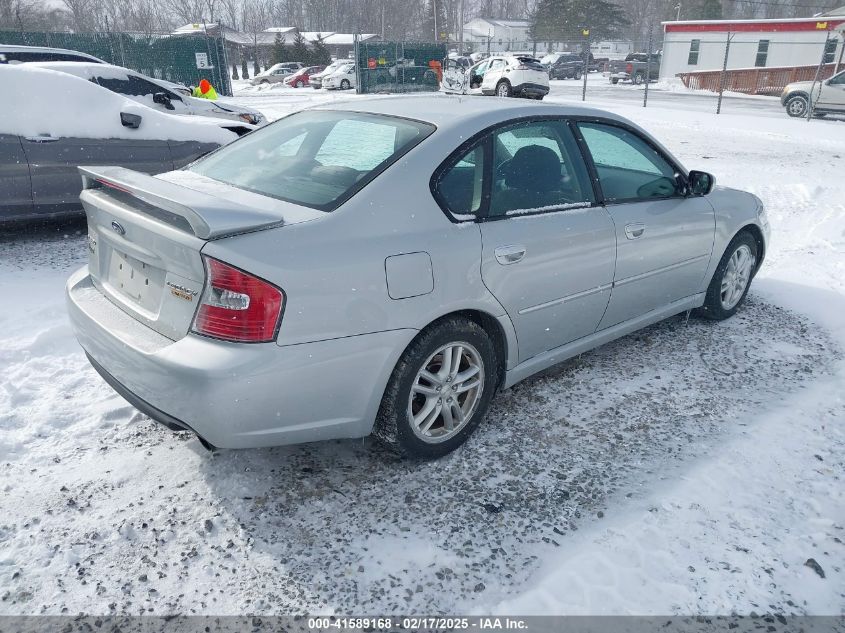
120 112 142 129
153 92 174 110
688 170 715 196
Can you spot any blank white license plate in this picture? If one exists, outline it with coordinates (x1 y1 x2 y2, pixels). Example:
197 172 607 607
107 249 165 312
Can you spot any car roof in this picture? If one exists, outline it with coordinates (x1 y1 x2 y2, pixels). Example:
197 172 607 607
313 94 632 135
0 44 104 60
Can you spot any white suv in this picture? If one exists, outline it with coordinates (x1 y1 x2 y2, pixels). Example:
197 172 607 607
782 70 845 118
441 54 549 100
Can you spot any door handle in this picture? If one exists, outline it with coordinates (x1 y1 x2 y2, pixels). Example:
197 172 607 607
25 135 59 143
625 223 646 239
495 245 526 265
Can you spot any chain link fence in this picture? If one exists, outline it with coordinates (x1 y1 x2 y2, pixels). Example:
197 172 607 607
355 40 447 94
1 30 233 96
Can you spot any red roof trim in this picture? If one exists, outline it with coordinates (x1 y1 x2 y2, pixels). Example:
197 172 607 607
665 19 845 33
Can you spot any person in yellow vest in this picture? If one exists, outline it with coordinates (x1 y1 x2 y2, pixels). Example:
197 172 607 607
192 79 218 100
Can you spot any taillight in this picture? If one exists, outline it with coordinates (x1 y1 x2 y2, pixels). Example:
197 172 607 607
626 63 633 73
192 257 284 343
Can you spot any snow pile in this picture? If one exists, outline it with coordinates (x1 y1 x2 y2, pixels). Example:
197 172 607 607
1 65 235 144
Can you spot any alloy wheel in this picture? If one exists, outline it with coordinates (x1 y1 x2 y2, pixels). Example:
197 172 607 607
787 96 808 117
407 342 485 444
720 244 755 310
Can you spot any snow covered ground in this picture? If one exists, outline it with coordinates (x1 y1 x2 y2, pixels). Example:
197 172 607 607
0 81 843 617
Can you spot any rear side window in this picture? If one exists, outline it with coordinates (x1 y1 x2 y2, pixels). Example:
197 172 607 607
490 120 593 216
434 144 487 220
190 110 434 211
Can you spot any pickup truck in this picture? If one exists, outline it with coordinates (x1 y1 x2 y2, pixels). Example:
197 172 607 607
608 53 661 85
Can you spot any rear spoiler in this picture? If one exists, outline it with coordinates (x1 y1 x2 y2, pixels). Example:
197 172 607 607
79 166 286 240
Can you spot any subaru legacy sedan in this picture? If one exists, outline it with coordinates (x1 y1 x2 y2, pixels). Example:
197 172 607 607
67 96 770 459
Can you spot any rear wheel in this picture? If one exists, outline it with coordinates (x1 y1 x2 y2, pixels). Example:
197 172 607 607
697 231 758 320
785 94 809 118
496 80 512 97
574 69 582 80
611 77 619 85
632 72 644 85
373 319 498 459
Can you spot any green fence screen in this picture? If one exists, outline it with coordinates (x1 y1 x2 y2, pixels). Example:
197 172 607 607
355 41 447 94
1 30 232 96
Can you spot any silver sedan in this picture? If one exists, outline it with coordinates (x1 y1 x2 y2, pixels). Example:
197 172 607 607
67 97 770 459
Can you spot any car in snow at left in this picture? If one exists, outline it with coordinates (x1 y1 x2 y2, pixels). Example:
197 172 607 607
441 54 549 99
32 61 265 130
66 96 769 461
0 64 239 222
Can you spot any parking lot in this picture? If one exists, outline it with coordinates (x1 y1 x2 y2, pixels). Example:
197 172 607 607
1 80 844 615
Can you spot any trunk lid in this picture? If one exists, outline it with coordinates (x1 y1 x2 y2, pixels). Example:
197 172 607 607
79 166 322 341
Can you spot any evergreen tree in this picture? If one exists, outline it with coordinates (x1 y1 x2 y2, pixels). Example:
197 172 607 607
688 0 723 20
312 37 332 66
272 32 289 65
530 0 629 43
291 31 310 65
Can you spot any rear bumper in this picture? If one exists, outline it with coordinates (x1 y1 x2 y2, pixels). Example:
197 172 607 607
514 82 550 96
67 266 414 449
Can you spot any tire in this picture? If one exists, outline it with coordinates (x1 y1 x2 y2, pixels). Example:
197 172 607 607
260 79 269 85
373 318 498 459
611 78 619 85
496 80 512 97
295 80 304 88
632 72 644 85
534 94 544 101
785 94 809 118
574 70 582 80
340 79 351 90
696 231 759 321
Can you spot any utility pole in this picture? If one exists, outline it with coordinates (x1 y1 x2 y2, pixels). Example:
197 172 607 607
807 30 832 122
716 31 732 114
674 3 681 20
643 25 653 107
581 28 589 101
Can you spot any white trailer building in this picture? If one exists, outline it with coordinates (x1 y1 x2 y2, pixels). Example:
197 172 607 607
660 15 845 80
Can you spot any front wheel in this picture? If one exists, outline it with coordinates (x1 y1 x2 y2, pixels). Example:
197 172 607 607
496 81 512 97
295 80 304 88
785 94 809 118
697 231 758 320
340 79 351 90
611 77 619 85
373 319 498 459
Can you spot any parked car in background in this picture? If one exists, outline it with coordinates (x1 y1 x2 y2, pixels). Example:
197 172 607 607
284 65 326 88
0 64 237 222
781 69 845 118
0 44 105 64
250 66 294 85
441 54 548 99
322 63 356 90
547 53 584 80
608 52 661 85
310 60 344 89
66 97 768 460
32 62 265 130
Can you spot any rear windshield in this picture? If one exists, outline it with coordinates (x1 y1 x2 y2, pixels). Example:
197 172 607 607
189 110 434 211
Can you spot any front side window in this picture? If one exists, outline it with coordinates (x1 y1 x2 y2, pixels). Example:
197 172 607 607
578 122 681 202
190 110 434 211
829 70 845 85
755 40 770 67
688 39 700 65
490 120 593 216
